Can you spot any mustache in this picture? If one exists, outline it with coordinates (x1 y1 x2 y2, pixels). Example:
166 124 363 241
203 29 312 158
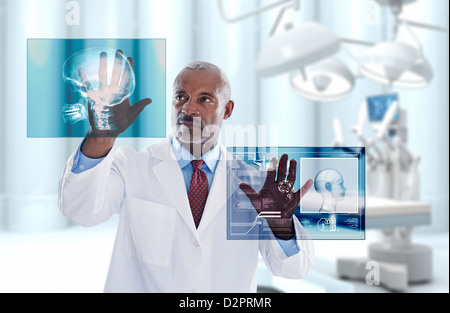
176 114 204 127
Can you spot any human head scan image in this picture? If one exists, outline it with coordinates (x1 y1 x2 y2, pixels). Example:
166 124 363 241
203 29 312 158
314 168 347 213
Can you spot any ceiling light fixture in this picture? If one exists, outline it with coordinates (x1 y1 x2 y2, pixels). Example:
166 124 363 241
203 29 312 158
359 41 433 88
289 57 355 102
218 0 367 102
218 0 448 99
357 0 447 89
219 0 341 77
256 22 341 77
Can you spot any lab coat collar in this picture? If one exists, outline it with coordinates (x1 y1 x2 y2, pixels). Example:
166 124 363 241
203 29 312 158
170 137 221 174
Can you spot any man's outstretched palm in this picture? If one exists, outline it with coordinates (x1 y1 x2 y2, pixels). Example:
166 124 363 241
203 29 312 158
239 154 313 240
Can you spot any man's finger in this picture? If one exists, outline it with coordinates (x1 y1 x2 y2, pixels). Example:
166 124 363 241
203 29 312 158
78 67 93 92
99 51 108 88
111 50 123 86
128 98 152 124
283 179 313 217
294 178 314 204
239 183 258 200
120 57 134 90
239 183 262 211
263 157 277 188
87 100 97 132
276 154 289 183
286 159 297 185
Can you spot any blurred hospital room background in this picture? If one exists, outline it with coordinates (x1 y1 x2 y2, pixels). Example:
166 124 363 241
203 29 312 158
0 0 448 292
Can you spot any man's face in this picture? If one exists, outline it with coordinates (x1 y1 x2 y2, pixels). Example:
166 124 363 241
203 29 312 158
331 177 346 200
171 68 233 148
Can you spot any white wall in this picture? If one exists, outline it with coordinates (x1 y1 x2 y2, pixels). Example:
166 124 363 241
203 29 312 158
0 0 6 229
1 0 69 231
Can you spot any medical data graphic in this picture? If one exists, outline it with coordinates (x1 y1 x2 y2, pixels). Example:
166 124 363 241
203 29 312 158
27 38 166 137
227 147 365 240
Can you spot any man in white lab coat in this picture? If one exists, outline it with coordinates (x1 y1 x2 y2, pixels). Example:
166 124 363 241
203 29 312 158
58 51 314 292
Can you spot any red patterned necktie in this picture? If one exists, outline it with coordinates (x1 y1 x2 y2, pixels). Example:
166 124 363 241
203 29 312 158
189 160 209 228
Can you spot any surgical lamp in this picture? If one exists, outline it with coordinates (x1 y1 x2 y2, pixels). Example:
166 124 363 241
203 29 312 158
218 0 339 77
255 17 360 102
289 57 355 102
255 22 341 77
218 0 448 101
287 35 385 102
218 0 362 102
359 41 433 88
358 0 447 88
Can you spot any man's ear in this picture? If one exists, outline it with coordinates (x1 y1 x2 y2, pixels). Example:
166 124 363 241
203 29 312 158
223 100 234 120
325 182 332 193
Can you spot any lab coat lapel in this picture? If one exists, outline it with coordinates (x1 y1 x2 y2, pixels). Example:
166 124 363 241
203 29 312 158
197 144 238 235
151 137 198 236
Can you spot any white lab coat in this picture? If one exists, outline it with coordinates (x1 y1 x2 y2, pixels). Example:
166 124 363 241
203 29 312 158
58 136 314 293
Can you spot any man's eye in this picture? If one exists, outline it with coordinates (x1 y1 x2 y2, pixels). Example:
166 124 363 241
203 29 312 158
201 97 214 103
175 95 186 101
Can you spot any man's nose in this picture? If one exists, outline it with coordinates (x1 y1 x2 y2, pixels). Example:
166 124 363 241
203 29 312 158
182 99 199 116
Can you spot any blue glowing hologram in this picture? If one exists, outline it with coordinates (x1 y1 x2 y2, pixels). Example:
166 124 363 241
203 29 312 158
226 147 365 240
62 47 135 131
61 103 88 124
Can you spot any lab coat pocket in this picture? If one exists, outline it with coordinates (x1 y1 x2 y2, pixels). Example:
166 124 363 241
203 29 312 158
127 196 176 267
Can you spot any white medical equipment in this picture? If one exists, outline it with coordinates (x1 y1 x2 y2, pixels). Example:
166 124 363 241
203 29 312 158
334 94 432 291
351 94 421 200
338 198 431 291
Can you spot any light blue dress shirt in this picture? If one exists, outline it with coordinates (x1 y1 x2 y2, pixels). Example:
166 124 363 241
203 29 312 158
72 137 300 257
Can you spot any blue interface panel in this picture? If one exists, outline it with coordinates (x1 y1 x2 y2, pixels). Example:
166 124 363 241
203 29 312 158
27 38 166 138
226 147 365 240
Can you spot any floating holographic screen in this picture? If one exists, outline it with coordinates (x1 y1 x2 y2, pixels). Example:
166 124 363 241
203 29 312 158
226 147 365 240
27 39 166 138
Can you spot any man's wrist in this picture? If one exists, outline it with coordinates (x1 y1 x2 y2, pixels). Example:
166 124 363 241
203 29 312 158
267 217 295 240
81 130 116 158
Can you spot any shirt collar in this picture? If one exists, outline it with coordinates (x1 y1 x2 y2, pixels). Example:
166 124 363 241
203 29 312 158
171 137 221 173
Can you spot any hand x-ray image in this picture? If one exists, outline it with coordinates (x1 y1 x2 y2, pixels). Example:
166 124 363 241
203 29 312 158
300 158 359 214
62 47 136 130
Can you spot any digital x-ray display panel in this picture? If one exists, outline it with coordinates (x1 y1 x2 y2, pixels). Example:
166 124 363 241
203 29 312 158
226 147 365 240
27 38 166 138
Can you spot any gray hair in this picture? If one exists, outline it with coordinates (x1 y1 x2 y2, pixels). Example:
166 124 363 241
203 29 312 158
175 61 231 102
